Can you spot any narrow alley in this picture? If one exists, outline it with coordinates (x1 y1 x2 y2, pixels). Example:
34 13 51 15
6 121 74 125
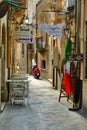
0 76 87 130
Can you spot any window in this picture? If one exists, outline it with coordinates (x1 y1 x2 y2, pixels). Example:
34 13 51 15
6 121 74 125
36 37 45 49
42 60 46 69
64 0 75 9
36 37 42 49
22 43 24 57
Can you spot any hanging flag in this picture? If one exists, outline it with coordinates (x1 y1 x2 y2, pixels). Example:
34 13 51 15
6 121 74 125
38 22 65 39
64 38 72 64
63 38 72 95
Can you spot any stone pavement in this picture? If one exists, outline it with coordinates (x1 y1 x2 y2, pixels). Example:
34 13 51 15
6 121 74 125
0 76 87 130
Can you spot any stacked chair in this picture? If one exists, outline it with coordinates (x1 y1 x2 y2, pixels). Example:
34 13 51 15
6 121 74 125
9 74 29 105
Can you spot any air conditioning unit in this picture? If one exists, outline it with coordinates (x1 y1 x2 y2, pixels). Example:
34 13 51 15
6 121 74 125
0 45 4 59
64 0 75 9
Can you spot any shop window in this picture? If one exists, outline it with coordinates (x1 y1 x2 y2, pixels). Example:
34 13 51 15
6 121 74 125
42 60 46 69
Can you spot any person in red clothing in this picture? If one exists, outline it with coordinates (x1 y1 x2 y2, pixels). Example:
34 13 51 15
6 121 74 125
32 65 40 79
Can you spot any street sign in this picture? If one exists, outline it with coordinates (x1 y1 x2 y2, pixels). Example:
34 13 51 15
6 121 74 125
15 25 33 43
16 37 33 43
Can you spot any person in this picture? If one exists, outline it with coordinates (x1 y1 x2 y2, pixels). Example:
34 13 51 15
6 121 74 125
32 58 36 66
13 64 19 74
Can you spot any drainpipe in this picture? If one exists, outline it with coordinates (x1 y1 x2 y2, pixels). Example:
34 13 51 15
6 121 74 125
7 20 11 79
80 0 84 53
75 0 81 53
7 20 11 101
80 0 84 79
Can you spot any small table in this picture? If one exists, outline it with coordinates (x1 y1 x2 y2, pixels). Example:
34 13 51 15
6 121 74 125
7 78 31 105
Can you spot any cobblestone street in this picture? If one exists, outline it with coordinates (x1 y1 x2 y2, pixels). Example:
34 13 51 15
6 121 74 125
0 76 87 130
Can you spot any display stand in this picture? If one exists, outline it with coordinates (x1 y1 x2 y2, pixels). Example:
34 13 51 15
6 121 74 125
58 54 83 111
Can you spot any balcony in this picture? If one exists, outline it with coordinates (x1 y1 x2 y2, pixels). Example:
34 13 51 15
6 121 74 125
36 36 48 52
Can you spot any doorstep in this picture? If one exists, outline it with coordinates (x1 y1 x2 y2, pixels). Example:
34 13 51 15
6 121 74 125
1 102 6 113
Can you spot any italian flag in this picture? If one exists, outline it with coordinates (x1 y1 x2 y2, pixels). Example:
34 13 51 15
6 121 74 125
64 38 72 65
63 38 72 95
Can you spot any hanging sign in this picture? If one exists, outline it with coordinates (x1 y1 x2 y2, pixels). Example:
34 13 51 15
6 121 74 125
15 25 30 39
15 31 29 38
20 25 29 31
67 54 83 61
15 25 33 43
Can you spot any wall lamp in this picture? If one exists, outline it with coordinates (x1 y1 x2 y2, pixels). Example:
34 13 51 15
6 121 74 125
63 27 70 36
22 15 29 25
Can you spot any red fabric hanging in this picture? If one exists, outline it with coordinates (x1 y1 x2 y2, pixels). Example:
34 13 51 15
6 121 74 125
63 73 74 95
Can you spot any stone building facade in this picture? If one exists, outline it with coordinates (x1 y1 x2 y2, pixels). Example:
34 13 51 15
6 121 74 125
81 0 87 113
0 0 27 112
36 0 63 83
0 14 8 112
1 0 87 113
